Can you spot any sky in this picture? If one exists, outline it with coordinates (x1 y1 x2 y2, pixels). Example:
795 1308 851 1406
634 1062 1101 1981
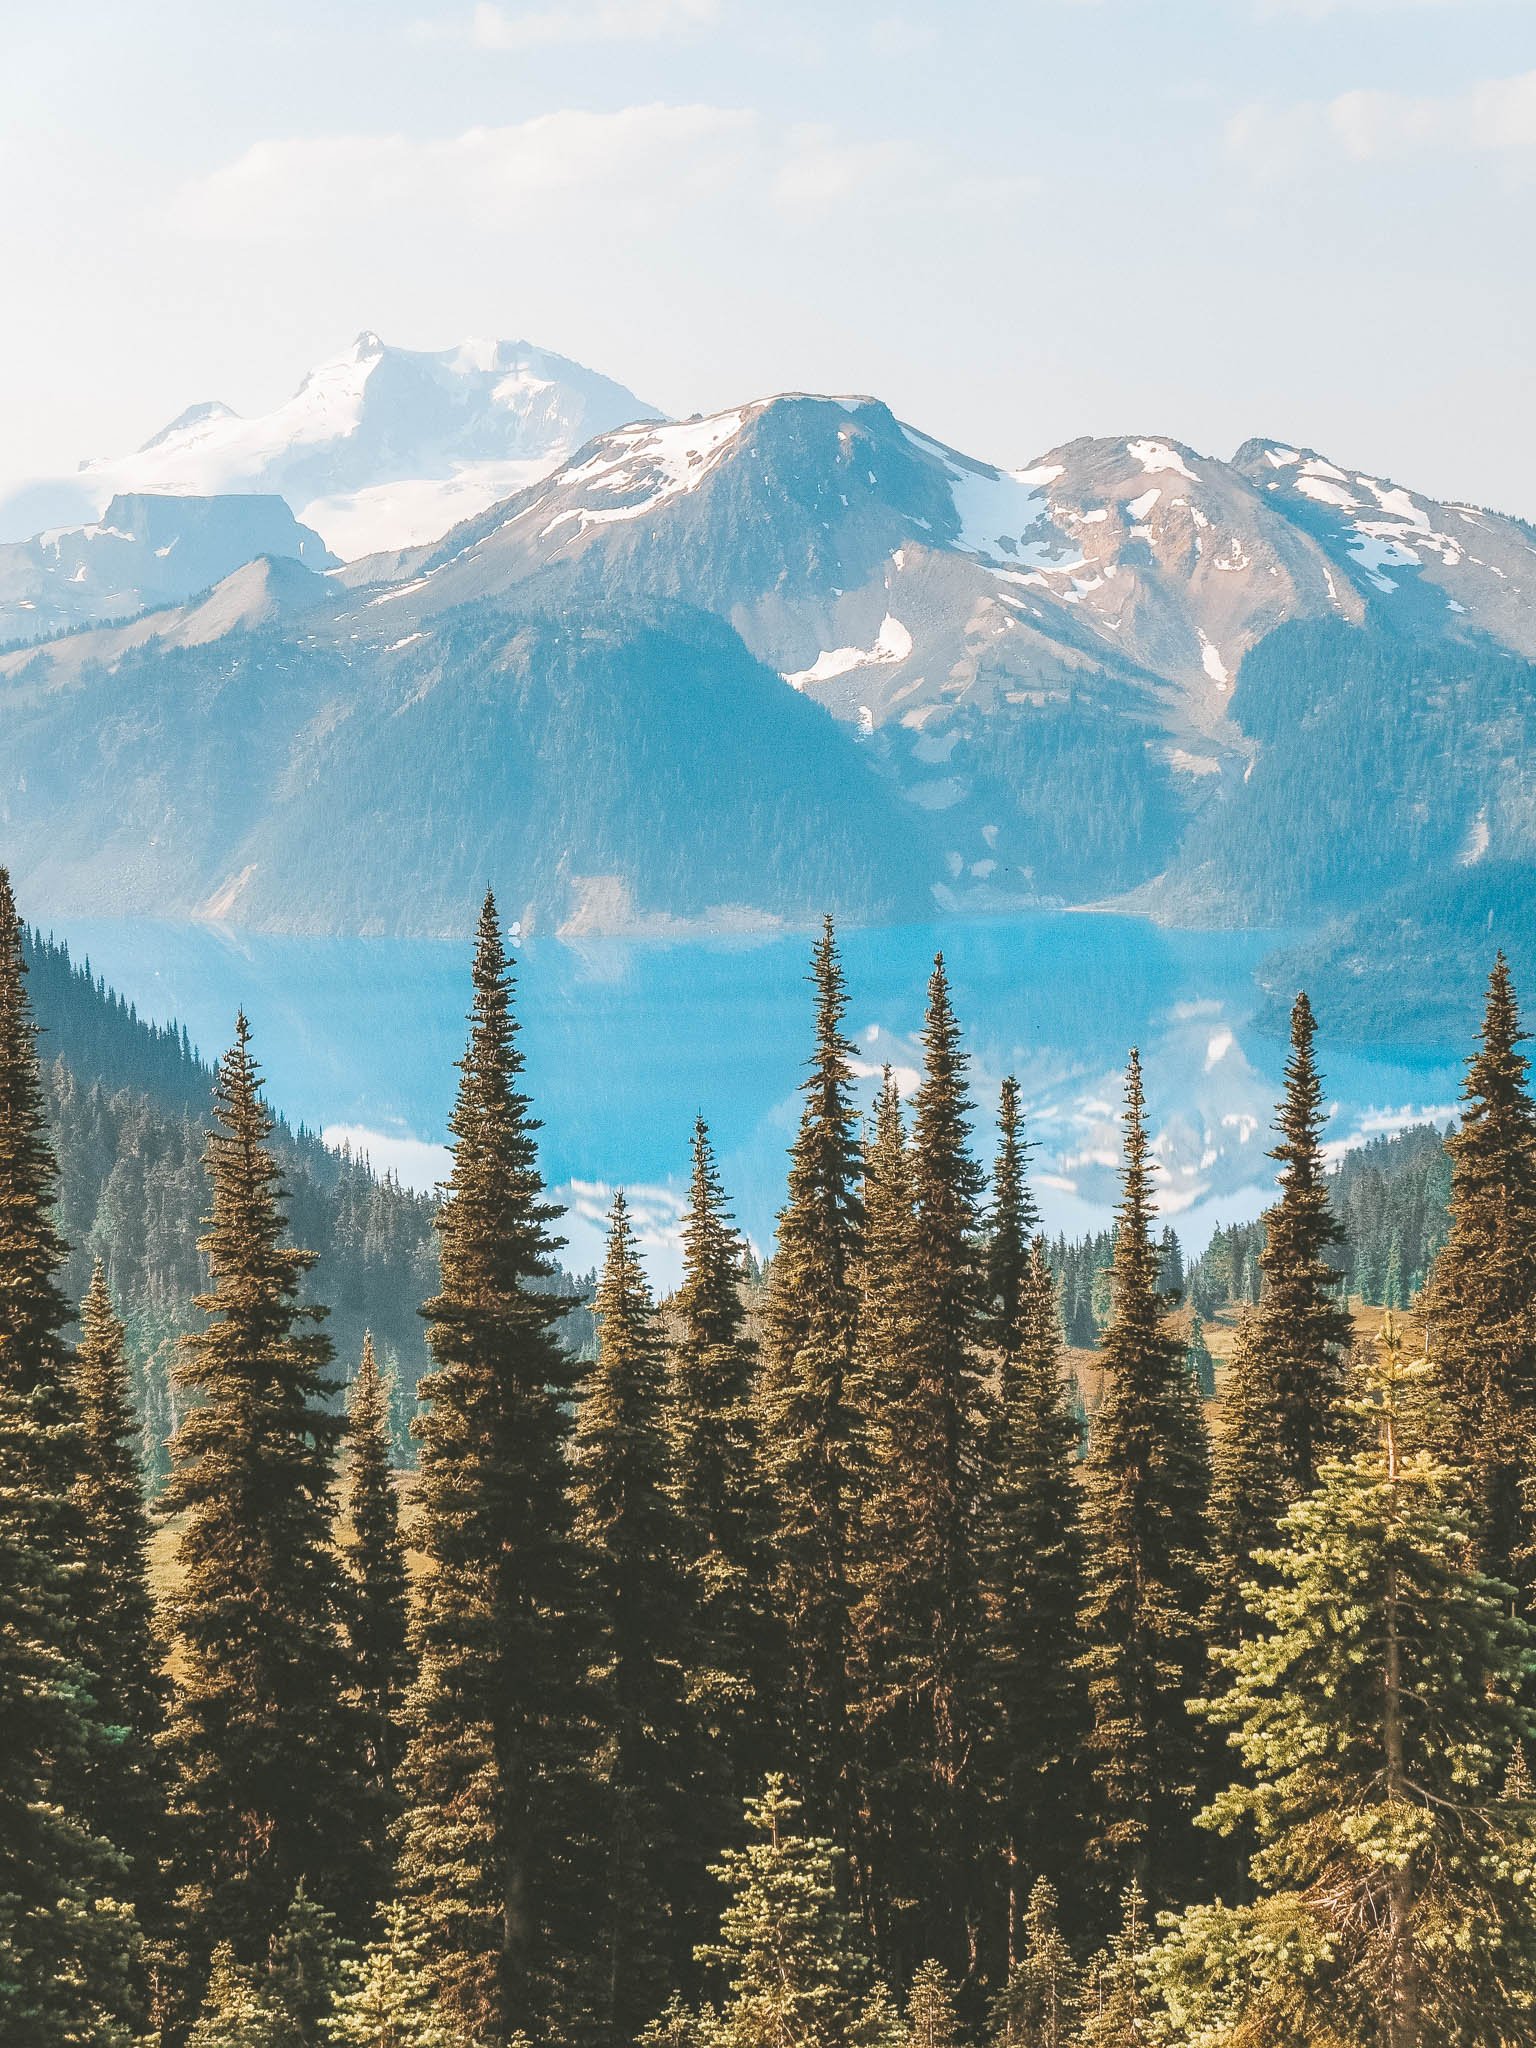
2 0 1534 515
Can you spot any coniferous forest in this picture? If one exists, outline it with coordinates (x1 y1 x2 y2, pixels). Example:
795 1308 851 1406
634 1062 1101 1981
7 863 1536 2048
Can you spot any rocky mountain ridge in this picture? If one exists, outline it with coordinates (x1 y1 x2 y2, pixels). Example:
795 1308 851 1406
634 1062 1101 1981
1 365 1533 951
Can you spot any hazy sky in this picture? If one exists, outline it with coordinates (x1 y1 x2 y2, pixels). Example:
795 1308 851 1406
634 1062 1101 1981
3 0 1534 513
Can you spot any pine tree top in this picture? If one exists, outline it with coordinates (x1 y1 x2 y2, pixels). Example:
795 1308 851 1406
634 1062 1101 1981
348 1331 389 1452
767 916 864 1302
580 1190 669 1453
76 1261 146 1514
1096 1050 1177 1394
675 1116 750 1358
985 1074 1039 1357
164 1014 341 1518
436 887 566 1294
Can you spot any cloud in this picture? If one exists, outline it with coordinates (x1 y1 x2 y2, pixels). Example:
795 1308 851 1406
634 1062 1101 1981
561 1176 689 1282
322 1125 451 1191
1258 0 1474 13
772 130 926 211
464 0 720 48
168 104 757 240
169 105 1030 242
1228 68 1536 169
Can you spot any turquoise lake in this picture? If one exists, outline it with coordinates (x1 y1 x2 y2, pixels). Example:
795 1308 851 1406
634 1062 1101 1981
44 913 1467 1278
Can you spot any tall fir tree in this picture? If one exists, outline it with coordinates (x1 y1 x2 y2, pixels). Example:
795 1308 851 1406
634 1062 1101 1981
0 870 139 2043
848 1069 925 1944
985 1240 1089 1960
395 891 587 2043
160 1014 363 1972
983 1077 1037 1357
759 917 866 1838
987 1878 1079 2048
1151 1330 1536 2047
856 960 989 1977
1078 1052 1212 1907
341 1333 413 1907
73 1262 167 1924
575 1190 701 2041
1210 992 1350 1639
667 1116 774 1809
1420 955 1536 1597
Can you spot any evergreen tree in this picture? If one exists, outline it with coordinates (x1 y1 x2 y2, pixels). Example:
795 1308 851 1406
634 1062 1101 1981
1077 1884 1148 2048
267 1885 345 2047
575 1190 700 2039
904 1960 965 2048
1182 1314 1215 1403
341 1333 413 1901
325 1901 470 2048
759 918 866 1836
186 1942 294 2048
856 960 989 1975
73 1261 167 1925
0 868 80 1515
1157 1227 1185 1301
395 892 586 2043
983 1077 1037 1356
1151 1330 1536 2047
985 1241 1089 1957
694 1776 886 2048
1210 993 1350 1640
0 1372 139 2048
1420 955 1536 1595
161 1015 362 1968
1078 1052 1212 1905
0 870 141 2041
668 1116 773 1807
986 1880 1078 2048
848 1068 924 1943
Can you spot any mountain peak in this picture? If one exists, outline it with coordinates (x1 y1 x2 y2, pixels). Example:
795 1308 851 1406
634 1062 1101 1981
137 399 240 452
11 335 662 558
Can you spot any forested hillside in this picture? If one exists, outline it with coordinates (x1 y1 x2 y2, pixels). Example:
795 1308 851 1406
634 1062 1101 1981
25 927 449 1474
7 860 1536 2048
1163 619 1536 925
1046 1120 1451 1348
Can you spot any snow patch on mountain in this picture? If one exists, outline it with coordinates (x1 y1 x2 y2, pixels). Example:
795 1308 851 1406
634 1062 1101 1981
539 411 749 537
1198 630 1230 686
299 460 558 556
783 613 913 690
1128 439 1198 482
900 427 1078 571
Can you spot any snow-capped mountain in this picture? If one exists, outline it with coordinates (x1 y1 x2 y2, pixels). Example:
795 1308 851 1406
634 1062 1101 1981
3 381 1535 941
1231 438 1536 653
0 493 333 644
363 395 1535 701
327 394 1536 908
0 334 661 558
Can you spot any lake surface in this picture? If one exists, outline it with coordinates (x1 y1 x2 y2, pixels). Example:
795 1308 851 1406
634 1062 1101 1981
44 913 1466 1278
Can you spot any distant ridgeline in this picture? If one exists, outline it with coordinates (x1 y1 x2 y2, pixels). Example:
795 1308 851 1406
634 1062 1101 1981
23 926 593 1481
1047 1121 1452 1349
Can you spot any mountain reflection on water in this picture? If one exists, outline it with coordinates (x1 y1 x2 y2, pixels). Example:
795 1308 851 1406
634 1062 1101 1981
46 914 1463 1278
